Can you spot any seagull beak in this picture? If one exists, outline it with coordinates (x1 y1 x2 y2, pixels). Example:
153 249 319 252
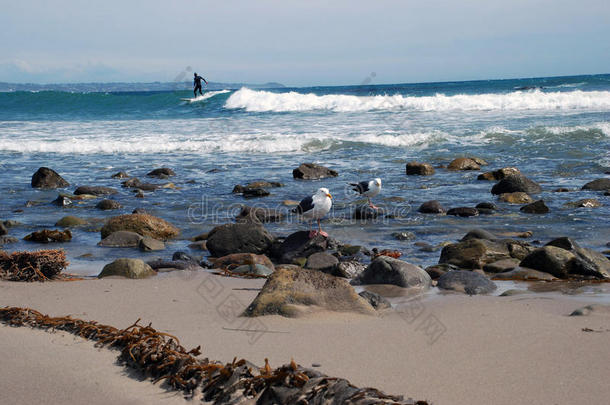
326 193 332 199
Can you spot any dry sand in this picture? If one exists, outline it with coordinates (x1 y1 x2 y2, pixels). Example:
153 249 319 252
1 271 609 405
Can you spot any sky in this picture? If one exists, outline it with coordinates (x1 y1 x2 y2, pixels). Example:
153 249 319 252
1 0 609 86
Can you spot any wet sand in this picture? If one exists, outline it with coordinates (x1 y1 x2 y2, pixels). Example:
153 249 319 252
1 271 609 405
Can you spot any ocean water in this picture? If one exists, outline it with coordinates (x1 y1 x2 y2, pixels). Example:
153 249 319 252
1 74 609 276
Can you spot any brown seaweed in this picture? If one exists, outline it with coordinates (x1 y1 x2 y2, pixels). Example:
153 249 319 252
0 249 69 281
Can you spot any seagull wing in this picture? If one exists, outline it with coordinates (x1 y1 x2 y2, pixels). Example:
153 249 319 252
349 181 370 194
293 195 314 214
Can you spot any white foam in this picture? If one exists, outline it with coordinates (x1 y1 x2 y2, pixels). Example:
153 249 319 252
224 88 610 113
183 89 230 102
543 122 610 136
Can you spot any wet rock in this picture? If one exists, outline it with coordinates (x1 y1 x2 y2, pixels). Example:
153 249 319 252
491 174 542 195
101 214 179 240
292 163 338 180
52 195 73 207
0 222 6 236
190 232 208 241
520 200 549 214
564 199 602 208
439 237 534 269
2 220 20 228
477 167 521 181
352 205 384 219
245 181 283 189
277 231 333 264
111 171 129 179
242 187 270 198
469 157 489 166
437 270 497 295
133 183 161 191
519 246 580 279
418 200 445 214
211 253 275 271
232 264 274 277
172 251 198 263
499 289 535 297
447 207 478 217
138 236 165 251
483 258 520 273
55 216 87 227
74 186 118 196
392 231 416 241
96 199 122 210
135 191 144 198
122 178 142 188
24 229 72 243
206 223 273 257
335 260 366 278
98 231 143 247
425 263 459 279
305 252 339 272
0 236 18 245
582 178 610 191
476 202 497 211
569 304 610 316
355 256 431 289
461 228 496 241
244 267 375 317
31 167 69 189
98 258 155 279
491 267 558 281
358 290 391 310
236 206 284 223
554 187 571 192
447 157 480 171
406 161 435 175
499 192 533 204
545 237 610 279
147 168 175 178
147 259 203 272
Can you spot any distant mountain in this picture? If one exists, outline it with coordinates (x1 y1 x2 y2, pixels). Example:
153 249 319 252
0 81 285 92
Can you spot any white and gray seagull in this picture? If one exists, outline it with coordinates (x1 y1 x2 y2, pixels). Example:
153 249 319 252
293 187 333 238
349 178 382 209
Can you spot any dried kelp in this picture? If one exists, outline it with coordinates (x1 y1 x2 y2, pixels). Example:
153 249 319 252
0 250 68 281
0 306 428 405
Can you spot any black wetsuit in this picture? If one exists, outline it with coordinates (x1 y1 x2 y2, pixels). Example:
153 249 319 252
193 74 206 96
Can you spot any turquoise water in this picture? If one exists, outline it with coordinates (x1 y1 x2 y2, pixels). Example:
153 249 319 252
0 74 609 275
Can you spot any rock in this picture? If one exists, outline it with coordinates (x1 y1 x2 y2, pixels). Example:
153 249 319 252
483 258 520 273
292 163 338 180
138 236 165 251
243 267 375 317
491 174 542 195
564 199 602 208
545 237 610 279
418 200 446 214
461 229 496 241
569 304 610 316
206 223 273 257
519 246 579 279
74 186 118 196
52 195 73 207
172 251 198 263
232 264 274 277
0 222 6 236
476 202 497 210
244 181 283 189
147 168 175 178
469 157 488 166
491 267 558 281
305 252 339 272
477 167 520 181
135 191 144 198
437 271 497 295
439 238 534 269
446 207 479 217
391 231 416 241
147 259 203 272
96 199 122 210
424 263 460 279
499 289 535 297
101 214 180 240
520 200 549 214
24 229 72 243
122 178 142 188
211 253 275 271
2 220 20 228
31 167 69 189
355 256 431 289
242 188 270 198
98 231 143 247
447 157 480 171
190 232 208 241
55 216 87 227
358 290 391 310
98 258 155 279
406 161 435 175
236 206 284 223
277 231 333 264
334 261 366 279
582 178 610 191
499 192 533 204
554 187 571 192
111 171 129 179
0 236 18 245
352 205 384 219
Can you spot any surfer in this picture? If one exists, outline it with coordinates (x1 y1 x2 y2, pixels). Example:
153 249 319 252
193 73 208 96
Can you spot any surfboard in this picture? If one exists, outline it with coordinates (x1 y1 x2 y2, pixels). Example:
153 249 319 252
180 90 231 103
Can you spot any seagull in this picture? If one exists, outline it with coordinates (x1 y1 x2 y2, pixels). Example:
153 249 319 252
349 178 382 209
293 187 333 238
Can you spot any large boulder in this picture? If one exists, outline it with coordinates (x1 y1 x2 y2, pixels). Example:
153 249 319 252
545 237 610 279
96 199 122 210
447 157 480 171
276 231 333 264
98 258 156 279
437 271 497 295
100 214 179 240
519 246 579 279
243 266 375 317
206 223 273 257
98 231 143 247
491 174 542 195
74 186 118 196
305 252 339 272
439 238 534 269
31 167 69 189
292 163 338 180
211 253 275 271
582 178 610 191
406 161 435 175
478 167 521 181
355 256 431 290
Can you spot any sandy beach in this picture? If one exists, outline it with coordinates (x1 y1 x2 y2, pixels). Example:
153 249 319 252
2 271 609 405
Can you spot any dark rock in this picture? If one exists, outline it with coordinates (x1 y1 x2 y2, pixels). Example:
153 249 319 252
446 207 479 217
356 256 431 289
519 246 578 279
277 231 332 264
475 202 497 210
147 168 175 178
305 252 339 272
96 199 122 210
138 236 165 251
2 220 20 228
418 200 445 214
0 222 7 236
564 199 602 208
242 187 270 198
24 229 72 243
98 258 155 279
122 178 142 188
243 267 375 317
52 195 72 207
358 290 391 310
211 253 274 272
447 157 480 171
461 229 496 241
391 231 416 241
172 251 199 263
236 206 284 223
544 237 610 279
492 267 558 281
111 171 129 179
292 163 338 180
232 184 245 193
207 223 274 257
100 214 180 240
439 238 534 269
483 258 520 273
437 271 497 295
477 167 520 181
352 205 383 219
55 216 87 227
147 259 203 272
498 192 533 204
554 187 571 192
424 263 459 279
132 208 149 215
520 200 549 214
134 183 161 191
74 186 118 196
406 161 435 175
245 181 283 189
31 167 69 189
98 231 143 247
491 174 542 195
477 208 496 215
582 178 610 191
